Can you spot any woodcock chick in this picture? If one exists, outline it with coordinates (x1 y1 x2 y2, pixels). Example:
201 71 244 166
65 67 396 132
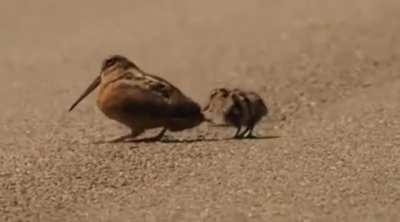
69 55 204 142
203 88 268 138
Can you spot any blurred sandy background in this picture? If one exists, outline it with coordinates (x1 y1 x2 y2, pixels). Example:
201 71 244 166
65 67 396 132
1 0 400 221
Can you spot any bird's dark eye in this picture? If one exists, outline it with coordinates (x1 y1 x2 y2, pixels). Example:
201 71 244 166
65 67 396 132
101 58 117 71
106 59 115 68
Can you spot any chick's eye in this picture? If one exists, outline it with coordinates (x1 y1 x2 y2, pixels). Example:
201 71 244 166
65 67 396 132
219 89 230 97
221 92 229 98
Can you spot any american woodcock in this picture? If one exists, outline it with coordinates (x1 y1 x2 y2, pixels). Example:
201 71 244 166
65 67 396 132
69 55 204 142
203 88 268 138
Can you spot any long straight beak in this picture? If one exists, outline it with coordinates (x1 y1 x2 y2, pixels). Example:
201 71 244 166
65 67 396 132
68 75 101 112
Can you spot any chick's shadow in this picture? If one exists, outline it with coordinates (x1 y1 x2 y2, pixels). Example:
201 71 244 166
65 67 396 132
94 135 280 144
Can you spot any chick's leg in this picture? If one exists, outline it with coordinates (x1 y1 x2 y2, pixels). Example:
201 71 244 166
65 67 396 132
233 125 242 138
238 127 251 138
245 124 257 138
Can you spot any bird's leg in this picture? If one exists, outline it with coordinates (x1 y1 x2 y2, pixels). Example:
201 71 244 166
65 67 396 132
245 124 257 138
151 128 167 140
238 126 250 138
109 128 144 143
141 128 167 142
233 125 242 139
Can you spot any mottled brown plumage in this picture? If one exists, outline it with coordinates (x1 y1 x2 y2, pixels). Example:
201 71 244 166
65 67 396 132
203 88 268 138
69 55 204 142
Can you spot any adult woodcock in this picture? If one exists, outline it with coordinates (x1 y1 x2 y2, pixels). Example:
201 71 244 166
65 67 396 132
69 55 204 142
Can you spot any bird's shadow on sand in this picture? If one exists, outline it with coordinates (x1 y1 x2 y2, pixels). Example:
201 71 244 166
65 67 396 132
159 135 281 144
93 135 281 145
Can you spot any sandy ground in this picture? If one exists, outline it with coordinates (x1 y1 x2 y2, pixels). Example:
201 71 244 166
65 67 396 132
1 0 400 221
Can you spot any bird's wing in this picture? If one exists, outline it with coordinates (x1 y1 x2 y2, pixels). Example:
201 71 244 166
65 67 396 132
115 83 173 118
102 67 201 119
113 81 200 120
141 71 182 92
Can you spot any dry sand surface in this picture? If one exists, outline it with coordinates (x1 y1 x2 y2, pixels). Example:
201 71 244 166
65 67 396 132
1 0 400 221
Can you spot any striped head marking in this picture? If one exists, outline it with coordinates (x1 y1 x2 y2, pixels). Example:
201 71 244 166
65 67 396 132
101 55 140 73
204 88 231 110
209 88 230 100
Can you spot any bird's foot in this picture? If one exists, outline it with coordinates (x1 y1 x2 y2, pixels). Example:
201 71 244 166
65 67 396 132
245 133 257 139
108 134 136 143
233 134 244 139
